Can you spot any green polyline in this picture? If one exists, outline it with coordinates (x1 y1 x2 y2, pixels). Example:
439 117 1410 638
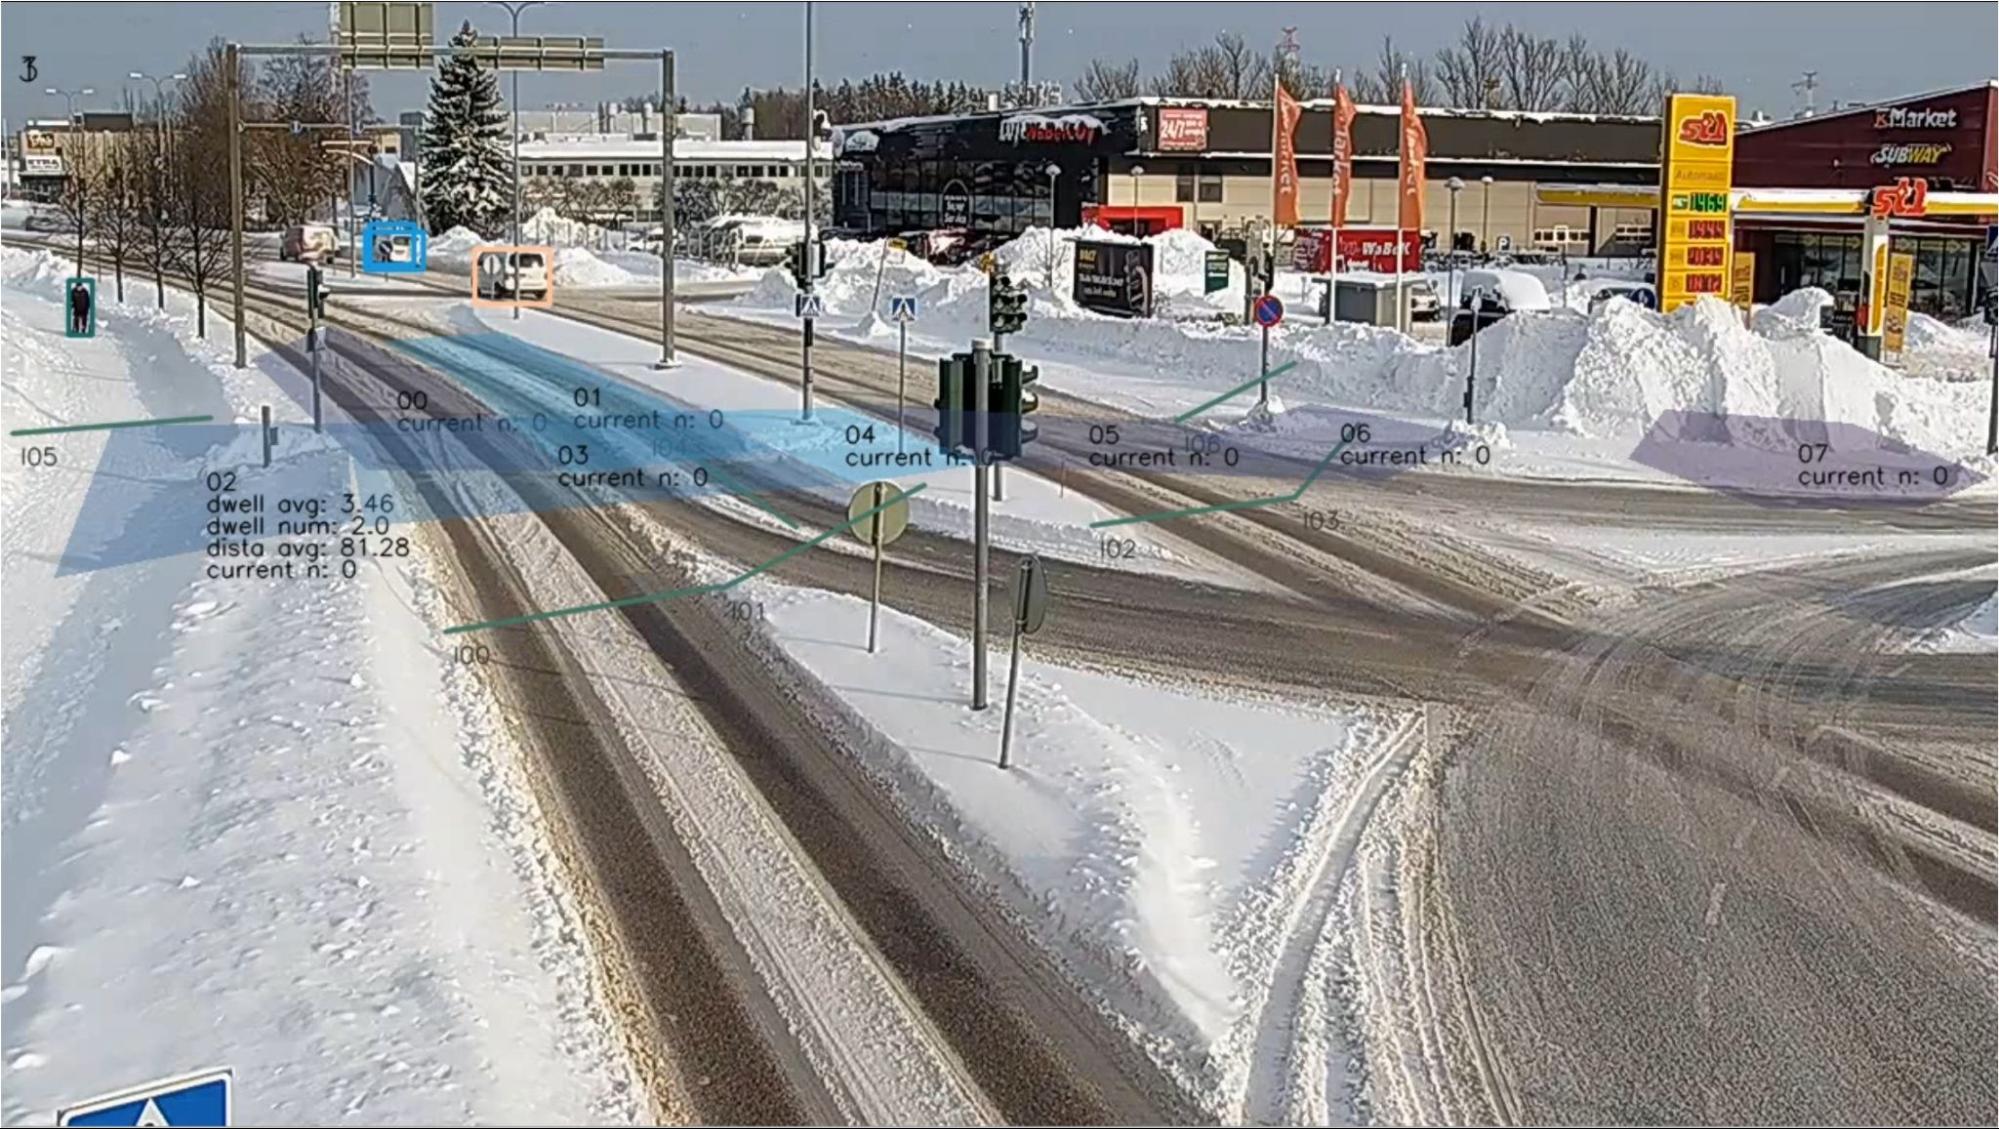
1171 361 1300 424
444 482 929 634
1088 441 1349 529
702 464 799 529
10 413 214 437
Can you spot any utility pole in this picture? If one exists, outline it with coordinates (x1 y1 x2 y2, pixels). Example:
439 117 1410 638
656 49 678 367
800 0 817 421
488 1 544 321
1018 1 1034 90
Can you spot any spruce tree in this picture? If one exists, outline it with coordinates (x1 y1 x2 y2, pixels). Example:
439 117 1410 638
420 21 511 235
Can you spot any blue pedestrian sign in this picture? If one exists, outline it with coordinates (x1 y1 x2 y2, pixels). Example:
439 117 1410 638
1253 293 1284 329
795 291 824 319
360 219 427 275
889 294 918 322
57 1068 233 1126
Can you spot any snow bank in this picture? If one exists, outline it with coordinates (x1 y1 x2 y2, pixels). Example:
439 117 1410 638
727 234 1991 462
1902 312 1994 383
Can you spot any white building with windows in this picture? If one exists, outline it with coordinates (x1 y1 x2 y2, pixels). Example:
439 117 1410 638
517 137 832 221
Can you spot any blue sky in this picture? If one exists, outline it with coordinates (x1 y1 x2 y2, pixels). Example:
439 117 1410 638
3 2 1994 125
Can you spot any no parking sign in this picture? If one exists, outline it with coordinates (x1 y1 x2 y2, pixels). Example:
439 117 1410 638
1253 293 1284 329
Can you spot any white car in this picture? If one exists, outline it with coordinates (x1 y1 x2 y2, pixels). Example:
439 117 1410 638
477 249 550 300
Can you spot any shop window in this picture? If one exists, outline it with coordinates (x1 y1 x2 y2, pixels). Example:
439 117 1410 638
1175 169 1195 203
1199 174 1223 203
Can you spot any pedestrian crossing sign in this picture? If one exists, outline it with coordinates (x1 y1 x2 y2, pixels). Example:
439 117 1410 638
57 1067 233 1126
889 295 918 322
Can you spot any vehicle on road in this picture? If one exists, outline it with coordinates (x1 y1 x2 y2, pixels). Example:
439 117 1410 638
280 224 340 263
476 249 550 300
1449 267 1554 345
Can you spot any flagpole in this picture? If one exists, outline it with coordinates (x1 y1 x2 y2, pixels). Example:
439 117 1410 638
1268 71 1281 293
1395 65 1407 334
1328 68 1341 327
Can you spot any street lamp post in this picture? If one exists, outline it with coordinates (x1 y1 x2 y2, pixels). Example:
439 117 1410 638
47 87 95 276
1446 176 1463 311
1128 163 1144 236
1479 174 1494 257
1044 161 1060 290
488 0 545 321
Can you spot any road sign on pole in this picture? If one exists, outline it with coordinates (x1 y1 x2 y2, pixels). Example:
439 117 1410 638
889 295 918 322
999 553 1049 769
794 291 824 319
1253 293 1282 405
847 481 911 654
57 1067 233 1126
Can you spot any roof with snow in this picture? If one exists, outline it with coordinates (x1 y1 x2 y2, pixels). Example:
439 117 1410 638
1739 81 1996 134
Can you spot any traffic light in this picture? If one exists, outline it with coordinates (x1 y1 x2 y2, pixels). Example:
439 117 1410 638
934 353 972 454
990 354 1040 460
306 265 326 320
989 273 1028 336
787 241 810 288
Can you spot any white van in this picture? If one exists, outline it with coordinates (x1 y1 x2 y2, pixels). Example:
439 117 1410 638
477 249 550 300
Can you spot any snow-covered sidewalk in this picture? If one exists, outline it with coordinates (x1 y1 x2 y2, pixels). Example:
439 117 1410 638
1 251 641 1125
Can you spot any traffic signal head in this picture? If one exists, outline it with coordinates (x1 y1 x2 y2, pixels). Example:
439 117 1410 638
306 265 326 320
991 355 1040 460
989 274 1028 336
788 240 811 287
933 353 971 454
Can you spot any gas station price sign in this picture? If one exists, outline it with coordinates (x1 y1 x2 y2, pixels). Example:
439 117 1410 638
1658 93 1737 312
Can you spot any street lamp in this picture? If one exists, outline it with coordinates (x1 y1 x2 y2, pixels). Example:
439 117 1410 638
1044 161 1060 290
1479 174 1494 257
1446 176 1464 310
46 86 94 276
1128 163 1144 236
488 0 546 321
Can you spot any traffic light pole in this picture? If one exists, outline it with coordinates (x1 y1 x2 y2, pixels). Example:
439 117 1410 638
991 328 1006 501
799 1 816 422
972 337 992 710
307 267 324 432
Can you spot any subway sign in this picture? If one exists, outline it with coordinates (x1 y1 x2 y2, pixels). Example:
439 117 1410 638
1658 92 1736 313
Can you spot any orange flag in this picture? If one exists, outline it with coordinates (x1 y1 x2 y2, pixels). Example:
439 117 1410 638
1397 77 1427 233
1272 77 1303 227
1330 80 1357 228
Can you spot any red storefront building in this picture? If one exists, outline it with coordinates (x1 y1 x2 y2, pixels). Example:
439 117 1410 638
1733 82 1997 320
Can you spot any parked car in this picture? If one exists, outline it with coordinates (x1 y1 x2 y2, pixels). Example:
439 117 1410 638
1449 268 1554 345
280 224 340 263
1584 279 1658 311
1407 277 1442 321
476 249 550 300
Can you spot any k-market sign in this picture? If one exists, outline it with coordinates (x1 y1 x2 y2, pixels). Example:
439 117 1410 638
1873 106 1958 130
999 112 1104 145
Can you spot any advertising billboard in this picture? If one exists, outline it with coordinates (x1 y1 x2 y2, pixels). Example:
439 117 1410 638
1293 227 1421 273
1071 240 1153 318
1157 107 1208 152
1658 92 1737 313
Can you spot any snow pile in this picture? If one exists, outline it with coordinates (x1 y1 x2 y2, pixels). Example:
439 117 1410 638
1901 312 1993 383
1753 286 1834 335
520 205 616 247
552 245 640 287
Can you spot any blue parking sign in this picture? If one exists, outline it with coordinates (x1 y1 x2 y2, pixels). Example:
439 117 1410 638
58 1068 232 1126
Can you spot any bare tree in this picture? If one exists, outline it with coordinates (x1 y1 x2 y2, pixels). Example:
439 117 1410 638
602 176 639 243
1351 38 1436 105
1074 58 1143 102
167 40 248 338
53 156 96 278
91 144 145 303
127 123 175 309
1154 32 1270 100
1497 26 1569 111
1434 18 1504 109
255 42 349 226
